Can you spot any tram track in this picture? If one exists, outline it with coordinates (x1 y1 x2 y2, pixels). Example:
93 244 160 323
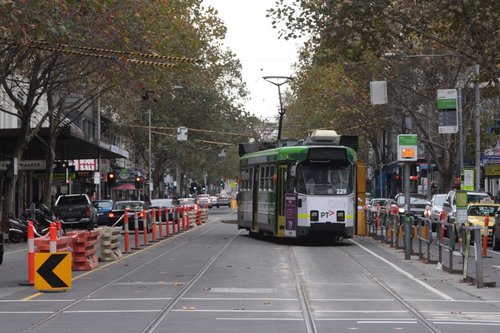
339 244 443 333
288 246 318 333
21 221 242 333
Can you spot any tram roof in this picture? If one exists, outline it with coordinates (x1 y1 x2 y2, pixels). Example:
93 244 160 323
240 145 356 166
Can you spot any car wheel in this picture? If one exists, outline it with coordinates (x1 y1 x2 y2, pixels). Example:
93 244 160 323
9 232 22 243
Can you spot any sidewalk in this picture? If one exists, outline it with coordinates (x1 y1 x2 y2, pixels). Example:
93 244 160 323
365 223 500 289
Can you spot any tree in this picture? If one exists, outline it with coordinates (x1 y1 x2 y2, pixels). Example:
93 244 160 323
268 0 499 192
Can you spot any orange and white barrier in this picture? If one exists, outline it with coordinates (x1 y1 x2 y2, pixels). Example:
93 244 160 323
483 215 489 256
123 209 130 253
151 208 157 241
142 209 149 245
27 220 35 285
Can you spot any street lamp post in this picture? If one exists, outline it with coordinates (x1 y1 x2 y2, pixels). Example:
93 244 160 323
263 76 293 140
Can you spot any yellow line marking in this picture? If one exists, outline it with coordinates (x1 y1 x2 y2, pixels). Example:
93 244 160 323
22 293 43 301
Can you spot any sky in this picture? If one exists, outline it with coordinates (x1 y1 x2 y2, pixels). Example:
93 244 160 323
202 0 303 121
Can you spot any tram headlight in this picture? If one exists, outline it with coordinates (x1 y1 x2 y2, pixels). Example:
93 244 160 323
337 211 345 222
310 210 319 222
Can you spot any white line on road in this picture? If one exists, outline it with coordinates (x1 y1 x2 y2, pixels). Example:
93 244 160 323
350 239 455 301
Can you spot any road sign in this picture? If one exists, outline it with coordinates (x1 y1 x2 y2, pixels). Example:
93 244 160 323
437 89 458 133
35 252 72 291
177 127 188 141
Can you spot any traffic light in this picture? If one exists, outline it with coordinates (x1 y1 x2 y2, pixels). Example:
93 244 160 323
219 180 224 189
135 176 143 189
190 182 197 194
107 171 116 183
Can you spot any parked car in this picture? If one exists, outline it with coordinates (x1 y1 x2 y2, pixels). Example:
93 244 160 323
394 193 429 218
425 193 447 231
209 196 218 207
150 198 175 221
93 199 114 225
53 193 97 230
466 203 500 244
215 194 231 208
365 198 388 223
107 200 150 231
428 194 447 222
197 194 211 208
442 190 491 223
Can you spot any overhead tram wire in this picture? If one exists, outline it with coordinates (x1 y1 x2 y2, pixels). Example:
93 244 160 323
1 38 203 68
26 40 203 64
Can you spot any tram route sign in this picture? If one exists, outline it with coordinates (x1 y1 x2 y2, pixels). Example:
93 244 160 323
285 193 297 237
437 89 458 134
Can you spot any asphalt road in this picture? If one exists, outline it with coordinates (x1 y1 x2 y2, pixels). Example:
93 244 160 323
1 207 499 332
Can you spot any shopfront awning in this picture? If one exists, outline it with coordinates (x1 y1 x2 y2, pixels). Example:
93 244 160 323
0 126 128 160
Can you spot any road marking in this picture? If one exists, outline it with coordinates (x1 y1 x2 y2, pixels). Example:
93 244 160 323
216 318 303 321
349 239 455 301
357 320 417 324
84 297 172 301
209 287 276 293
63 310 161 313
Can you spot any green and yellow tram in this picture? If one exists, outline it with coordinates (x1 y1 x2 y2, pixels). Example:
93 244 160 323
237 130 359 240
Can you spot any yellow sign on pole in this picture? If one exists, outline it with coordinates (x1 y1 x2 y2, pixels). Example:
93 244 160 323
34 252 72 291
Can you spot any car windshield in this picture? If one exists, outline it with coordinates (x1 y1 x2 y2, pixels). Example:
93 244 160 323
467 194 490 203
467 205 498 217
178 198 196 206
433 195 447 206
397 196 428 205
113 201 144 210
95 201 113 208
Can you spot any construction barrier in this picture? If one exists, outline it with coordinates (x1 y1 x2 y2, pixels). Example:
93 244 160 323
100 227 122 262
195 208 201 226
34 232 72 254
69 229 100 271
187 207 197 227
200 208 208 223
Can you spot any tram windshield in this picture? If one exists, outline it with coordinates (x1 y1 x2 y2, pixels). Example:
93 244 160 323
296 162 353 195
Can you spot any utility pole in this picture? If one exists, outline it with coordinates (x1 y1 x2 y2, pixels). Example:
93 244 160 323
474 63 481 191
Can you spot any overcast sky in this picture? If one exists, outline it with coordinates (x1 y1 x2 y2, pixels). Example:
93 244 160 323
202 0 302 121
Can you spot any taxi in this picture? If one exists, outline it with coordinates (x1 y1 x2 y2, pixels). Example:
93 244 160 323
466 201 500 241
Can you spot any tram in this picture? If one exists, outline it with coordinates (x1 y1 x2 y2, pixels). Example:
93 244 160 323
237 130 359 240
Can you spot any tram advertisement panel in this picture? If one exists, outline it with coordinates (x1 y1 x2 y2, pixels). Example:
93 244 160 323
285 193 297 237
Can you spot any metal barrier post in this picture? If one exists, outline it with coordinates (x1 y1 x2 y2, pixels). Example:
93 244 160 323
133 212 140 250
473 226 484 288
404 214 412 260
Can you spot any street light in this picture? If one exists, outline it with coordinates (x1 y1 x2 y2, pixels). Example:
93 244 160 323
263 76 293 140
141 89 155 201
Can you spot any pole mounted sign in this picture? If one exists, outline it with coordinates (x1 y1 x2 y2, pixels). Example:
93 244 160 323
437 89 458 134
397 134 418 162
